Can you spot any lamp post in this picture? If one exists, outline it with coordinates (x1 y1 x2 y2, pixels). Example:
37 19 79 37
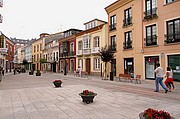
63 48 67 75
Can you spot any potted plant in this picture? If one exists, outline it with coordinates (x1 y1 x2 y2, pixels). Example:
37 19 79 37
36 70 41 76
29 70 34 75
139 108 175 119
52 80 62 88
79 90 97 104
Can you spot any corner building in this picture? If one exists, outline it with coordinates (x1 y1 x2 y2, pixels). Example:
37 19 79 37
105 0 180 81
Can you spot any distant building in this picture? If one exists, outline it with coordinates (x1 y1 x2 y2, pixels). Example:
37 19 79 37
75 19 108 76
0 32 14 72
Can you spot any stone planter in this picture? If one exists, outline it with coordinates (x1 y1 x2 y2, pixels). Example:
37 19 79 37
36 73 41 76
53 82 62 88
29 72 34 75
139 112 175 119
79 93 97 104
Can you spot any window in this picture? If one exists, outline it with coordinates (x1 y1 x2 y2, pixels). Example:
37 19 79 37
10 46 12 55
6 44 8 53
166 18 180 43
166 0 175 4
124 31 132 49
34 46 36 53
56 52 58 61
37 54 39 61
40 44 42 51
37 45 39 52
124 8 132 26
34 55 36 62
83 35 91 49
70 43 74 56
110 15 116 31
94 58 100 70
78 41 83 50
0 35 4 48
146 24 157 46
145 0 157 16
93 36 100 47
111 35 116 51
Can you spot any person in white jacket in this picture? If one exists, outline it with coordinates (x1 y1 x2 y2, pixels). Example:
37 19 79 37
154 63 168 93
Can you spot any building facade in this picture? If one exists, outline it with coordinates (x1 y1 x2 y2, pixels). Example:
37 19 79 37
59 29 82 74
0 32 14 73
43 32 63 72
105 0 180 81
76 19 108 76
32 33 48 71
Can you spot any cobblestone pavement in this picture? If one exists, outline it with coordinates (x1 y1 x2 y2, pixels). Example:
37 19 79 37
0 72 180 119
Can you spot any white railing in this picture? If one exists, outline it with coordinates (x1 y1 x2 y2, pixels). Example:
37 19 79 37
91 47 99 54
83 49 91 55
77 50 83 55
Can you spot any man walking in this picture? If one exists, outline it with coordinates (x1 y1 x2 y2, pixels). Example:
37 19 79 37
154 63 168 93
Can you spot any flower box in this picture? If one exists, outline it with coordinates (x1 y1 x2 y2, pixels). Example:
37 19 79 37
79 90 97 104
139 108 175 119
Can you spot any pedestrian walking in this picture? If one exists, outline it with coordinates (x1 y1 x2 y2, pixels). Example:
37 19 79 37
154 63 168 93
78 66 82 77
165 66 175 91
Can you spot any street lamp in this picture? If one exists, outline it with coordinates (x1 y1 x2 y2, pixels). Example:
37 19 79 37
63 48 68 75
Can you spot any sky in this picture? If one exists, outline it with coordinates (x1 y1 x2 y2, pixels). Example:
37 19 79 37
0 0 116 40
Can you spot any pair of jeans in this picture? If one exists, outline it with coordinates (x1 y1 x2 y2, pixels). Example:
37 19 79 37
155 77 168 92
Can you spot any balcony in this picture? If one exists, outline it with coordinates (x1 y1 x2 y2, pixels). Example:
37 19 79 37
83 49 91 55
144 8 158 21
109 23 116 31
91 47 100 54
77 50 83 56
164 33 180 44
123 17 132 28
69 51 75 56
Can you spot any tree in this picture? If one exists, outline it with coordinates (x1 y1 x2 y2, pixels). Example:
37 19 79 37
99 45 115 80
39 58 47 64
39 58 47 72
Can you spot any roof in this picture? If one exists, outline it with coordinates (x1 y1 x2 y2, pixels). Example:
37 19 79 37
44 32 64 44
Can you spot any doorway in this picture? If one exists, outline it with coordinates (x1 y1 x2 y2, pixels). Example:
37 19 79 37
145 56 159 79
124 58 134 75
86 58 91 74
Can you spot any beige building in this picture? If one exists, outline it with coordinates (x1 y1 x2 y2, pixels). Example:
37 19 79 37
32 33 48 71
76 19 108 76
105 0 180 81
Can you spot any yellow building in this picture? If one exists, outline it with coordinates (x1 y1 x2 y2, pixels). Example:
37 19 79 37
105 0 180 81
31 33 48 71
76 19 108 76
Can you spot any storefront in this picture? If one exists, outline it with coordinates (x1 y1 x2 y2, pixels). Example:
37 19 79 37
168 54 180 81
145 56 159 79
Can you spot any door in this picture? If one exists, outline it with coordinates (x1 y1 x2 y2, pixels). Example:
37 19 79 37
124 58 134 75
86 58 91 74
53 62 56 72
145 56 159 79
111 59 116 76
70 60 74 72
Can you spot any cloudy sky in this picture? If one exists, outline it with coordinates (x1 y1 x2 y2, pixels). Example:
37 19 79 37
0 0 116 39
